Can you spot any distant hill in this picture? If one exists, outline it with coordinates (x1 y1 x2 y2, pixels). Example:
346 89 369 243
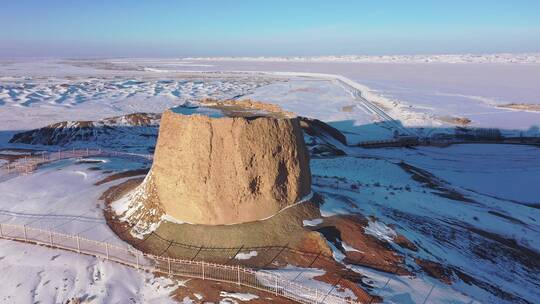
9 113 160 153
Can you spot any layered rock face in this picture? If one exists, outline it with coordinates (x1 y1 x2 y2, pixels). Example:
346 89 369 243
146 110 311 225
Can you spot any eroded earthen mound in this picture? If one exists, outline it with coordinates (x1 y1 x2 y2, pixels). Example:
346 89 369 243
141 109 312 225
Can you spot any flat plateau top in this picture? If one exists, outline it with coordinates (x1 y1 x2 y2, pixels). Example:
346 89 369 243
171 99 294 119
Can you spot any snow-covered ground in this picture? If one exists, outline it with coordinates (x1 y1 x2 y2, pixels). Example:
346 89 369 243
0 156 148 246
311 143 540 304
365 144 540 206
0 73 272 131
185 53 540 64
260 265 358 301
2 58 539 139
0 239 178 303
1 58 539 303
111 58 540 132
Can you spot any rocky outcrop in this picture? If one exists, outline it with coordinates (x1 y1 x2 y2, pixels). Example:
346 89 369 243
9 113 160 152
299 117 347 145
146 110 312 225
299 117 347 156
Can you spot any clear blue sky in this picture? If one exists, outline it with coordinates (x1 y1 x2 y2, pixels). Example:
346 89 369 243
1 0 539 57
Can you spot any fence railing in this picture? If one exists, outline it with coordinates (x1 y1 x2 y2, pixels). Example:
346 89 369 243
0 223 361 304
2 148 152 175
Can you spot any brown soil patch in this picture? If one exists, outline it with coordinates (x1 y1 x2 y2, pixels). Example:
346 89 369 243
0 154 21 163
398 162 475 203
438 115 472 126
316 215 410 275
94 168 149 186
99 177 143 203
0 148 39 153
133 201 324 263
394 234 418 251
341 105 356 113
414 258 453 284
170 277 296 303
498 103 540 112
0 149 42 162
313 271 381 304
100 178 325 262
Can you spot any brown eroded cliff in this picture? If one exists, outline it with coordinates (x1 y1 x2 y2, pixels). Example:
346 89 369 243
147 110 311 225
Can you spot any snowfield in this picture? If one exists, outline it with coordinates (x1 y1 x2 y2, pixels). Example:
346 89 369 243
0 240 178 304
0 58 539 303
0 74 273 131
311 144 540 304
0 156 148 246
121 58 540 132
2 58 539 138
186 53 540 64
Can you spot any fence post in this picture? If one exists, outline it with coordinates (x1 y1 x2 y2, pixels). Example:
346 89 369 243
105 243 109 260
23 225 28 242
237 265 241 286
168 257 171 276
136 253 140 271
76 235 80 253
49 231 53 246
274 275 278 295
202 262 205 280
0 223 3 237
315 289 318 303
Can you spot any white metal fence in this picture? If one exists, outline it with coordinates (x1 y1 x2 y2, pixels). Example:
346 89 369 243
0 223 361 304
3 148 152 175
